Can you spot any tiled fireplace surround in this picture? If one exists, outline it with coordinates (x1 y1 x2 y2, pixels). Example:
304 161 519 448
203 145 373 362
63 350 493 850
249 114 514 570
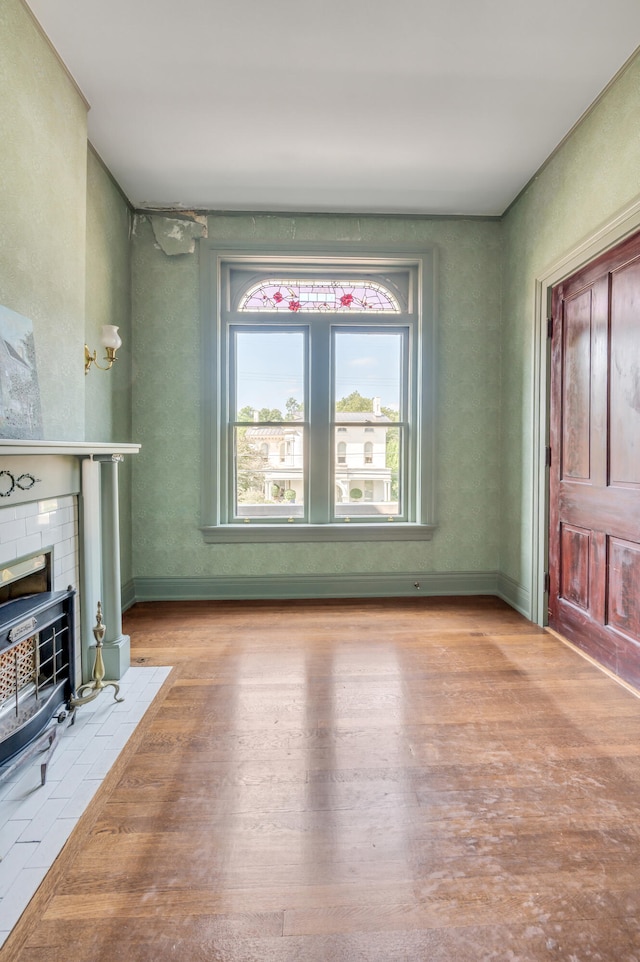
0 440 140 684
0 493 79 598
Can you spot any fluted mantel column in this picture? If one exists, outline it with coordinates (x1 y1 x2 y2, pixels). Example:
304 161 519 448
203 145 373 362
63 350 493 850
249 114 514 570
99 455 128 676
81 454 131 681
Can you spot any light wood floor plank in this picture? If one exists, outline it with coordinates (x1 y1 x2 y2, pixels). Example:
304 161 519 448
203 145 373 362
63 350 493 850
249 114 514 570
5 596 640 960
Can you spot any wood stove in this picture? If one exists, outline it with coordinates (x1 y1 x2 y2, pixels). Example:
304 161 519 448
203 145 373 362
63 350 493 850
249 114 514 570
0 559 76 780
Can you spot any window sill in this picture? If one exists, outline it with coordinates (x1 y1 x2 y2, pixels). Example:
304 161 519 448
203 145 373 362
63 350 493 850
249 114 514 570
200 523 436 544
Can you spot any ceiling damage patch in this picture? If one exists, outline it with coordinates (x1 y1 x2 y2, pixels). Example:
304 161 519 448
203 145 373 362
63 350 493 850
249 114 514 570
148 212 208 255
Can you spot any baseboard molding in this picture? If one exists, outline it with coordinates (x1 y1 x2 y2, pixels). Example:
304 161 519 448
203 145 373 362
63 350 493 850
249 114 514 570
131 570 502 603
546 627 640 700
121 579 137 612
496 572 530 618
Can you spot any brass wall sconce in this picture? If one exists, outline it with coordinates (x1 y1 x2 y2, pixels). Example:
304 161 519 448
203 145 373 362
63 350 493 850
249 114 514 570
84 325 122 374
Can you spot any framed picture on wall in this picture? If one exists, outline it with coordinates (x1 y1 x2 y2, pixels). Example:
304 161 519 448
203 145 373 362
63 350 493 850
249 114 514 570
0 305 43 439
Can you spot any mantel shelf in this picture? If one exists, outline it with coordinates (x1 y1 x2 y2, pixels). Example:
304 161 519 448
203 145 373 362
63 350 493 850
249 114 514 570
0 440 140 457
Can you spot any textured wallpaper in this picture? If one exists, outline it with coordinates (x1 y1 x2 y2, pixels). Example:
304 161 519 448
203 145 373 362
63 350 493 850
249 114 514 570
84 148 132 444
131 213 503 580
85 148 134 584
9 0 639 600
0 0 88 439
501 50 640 598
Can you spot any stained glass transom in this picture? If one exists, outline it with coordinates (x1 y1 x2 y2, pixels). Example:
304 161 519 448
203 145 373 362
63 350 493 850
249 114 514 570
239 280 400 313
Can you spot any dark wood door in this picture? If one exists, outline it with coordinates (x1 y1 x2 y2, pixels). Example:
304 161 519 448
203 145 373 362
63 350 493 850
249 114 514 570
549 231 640 686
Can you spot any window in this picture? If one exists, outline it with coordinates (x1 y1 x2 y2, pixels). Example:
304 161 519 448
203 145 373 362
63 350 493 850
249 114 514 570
200 244 436 542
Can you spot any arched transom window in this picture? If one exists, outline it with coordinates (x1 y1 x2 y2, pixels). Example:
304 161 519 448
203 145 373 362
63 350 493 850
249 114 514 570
239 279 400 313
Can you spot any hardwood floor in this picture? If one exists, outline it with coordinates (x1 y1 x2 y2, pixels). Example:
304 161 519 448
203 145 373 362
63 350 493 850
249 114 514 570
5 596 640 960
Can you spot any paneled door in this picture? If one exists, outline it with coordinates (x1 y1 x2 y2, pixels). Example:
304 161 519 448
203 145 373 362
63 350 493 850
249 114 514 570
549 231 640 686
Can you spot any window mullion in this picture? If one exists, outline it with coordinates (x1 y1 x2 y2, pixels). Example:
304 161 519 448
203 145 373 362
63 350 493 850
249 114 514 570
220 322 235 524
308 319 331 523
401 326 413 522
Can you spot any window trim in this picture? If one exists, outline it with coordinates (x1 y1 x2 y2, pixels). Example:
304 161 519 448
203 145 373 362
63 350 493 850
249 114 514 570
199 241 437 543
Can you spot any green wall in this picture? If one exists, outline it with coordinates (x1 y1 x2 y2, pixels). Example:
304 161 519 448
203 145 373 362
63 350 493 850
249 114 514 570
5 0 640 609
131 213 503 586
0 0 87 439
85 147 132 444
0 0 132 448
85 147 134 584
501 50 640 605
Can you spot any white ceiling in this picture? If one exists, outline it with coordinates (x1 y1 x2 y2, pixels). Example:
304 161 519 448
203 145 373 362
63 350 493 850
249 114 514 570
24 0 640 216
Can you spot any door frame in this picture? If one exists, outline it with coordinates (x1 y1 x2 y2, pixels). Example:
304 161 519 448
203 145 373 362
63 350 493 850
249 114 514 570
532 196 640 626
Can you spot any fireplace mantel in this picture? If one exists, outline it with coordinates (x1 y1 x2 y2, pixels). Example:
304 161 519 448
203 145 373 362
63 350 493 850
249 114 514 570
0 439 140 683
0 440 140 457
